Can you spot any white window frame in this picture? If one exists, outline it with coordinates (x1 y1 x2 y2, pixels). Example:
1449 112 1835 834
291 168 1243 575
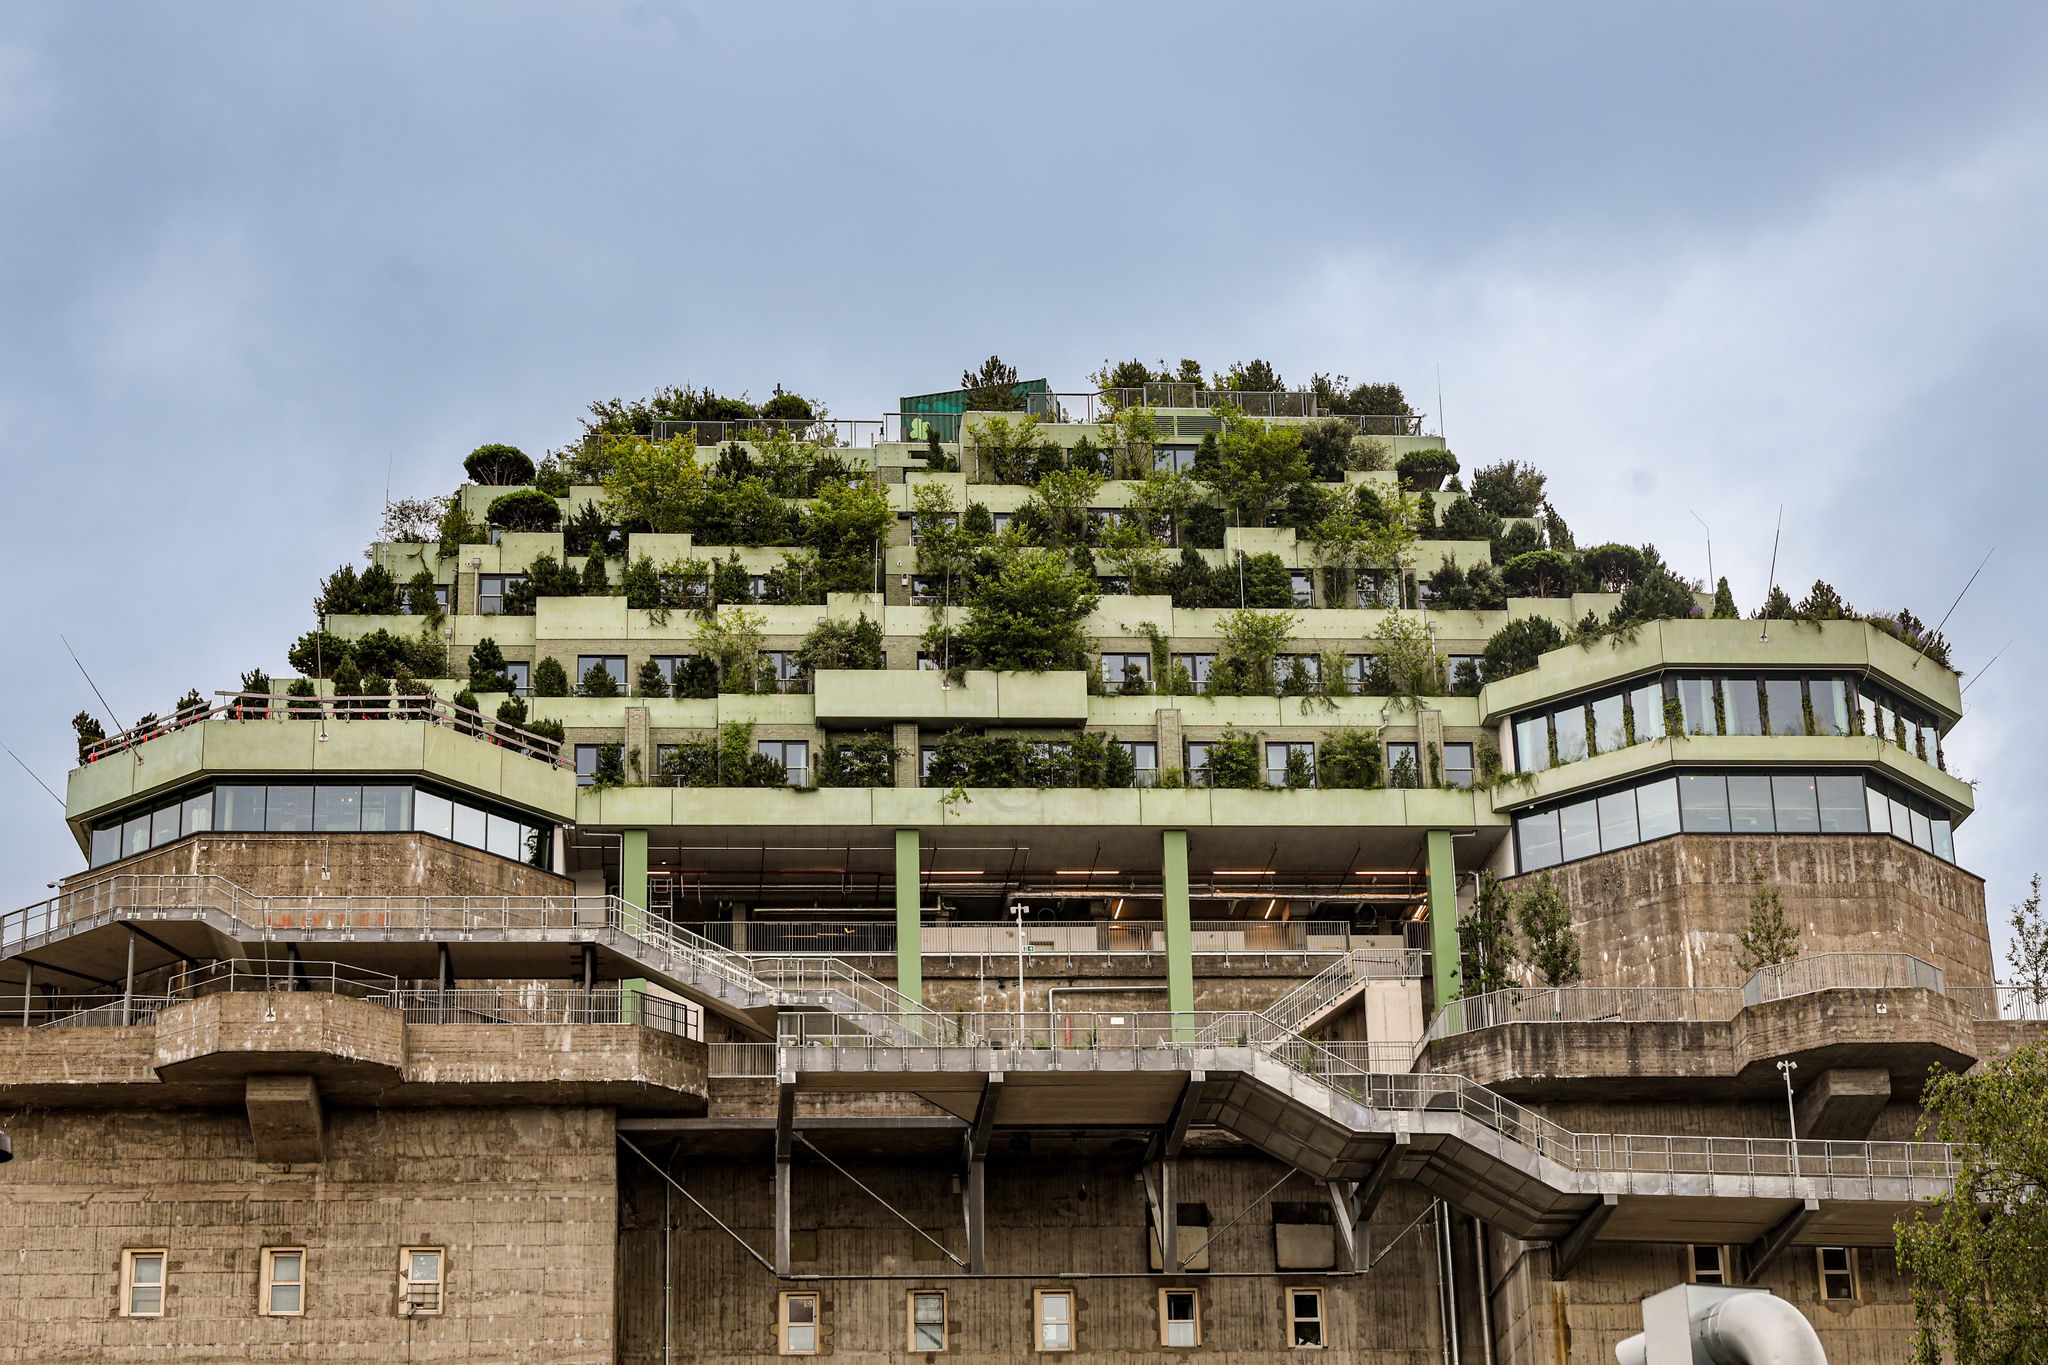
1688 1243 1729 1285
400 1246 444 1316
261 1246 305 1317
120 1248 166 1318
1817 1246 1859 1302
907 1287 948 1352
1034 1287 1075 1353
779 1290 820 1355
1159 1286 1201 1348
1287 1285 1326 1349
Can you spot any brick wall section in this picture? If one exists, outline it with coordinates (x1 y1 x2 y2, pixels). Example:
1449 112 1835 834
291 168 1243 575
62 831 571 898
0 1105 616 1364
1506 834 1992 990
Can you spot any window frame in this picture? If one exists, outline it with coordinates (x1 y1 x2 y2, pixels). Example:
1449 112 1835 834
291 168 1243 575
778 1289 820 1355
1158 1286 1201 1348
260 1246 306 1317
1688 1243 1729 1285
907 1287 948 1353
399 1246 444 1317
120 1248 167 1318
576 654 627 690
1817 1246 1858 1302
758 738 811 787
1034 1287 1075 1354
1287 1285 1326 1349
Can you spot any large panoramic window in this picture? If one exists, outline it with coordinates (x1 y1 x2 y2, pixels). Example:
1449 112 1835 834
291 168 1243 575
87 780 550 871
1513 769 1953 873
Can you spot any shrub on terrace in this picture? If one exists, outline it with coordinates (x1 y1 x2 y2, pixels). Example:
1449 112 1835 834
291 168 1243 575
794 615 885 676
1480 616 1565 681
465 443 535 486
486 488 562 532
1501 550 1576 599
577 661 620 699
405 570 441 620
1436 496 1502 543
1316 728 1382 789
921 730 1134 789
532 656 569 698
1203 408 1310 527
636 660 669 698
1490 519 1545 564
1205 728 1265 790
1467 460 1547 519
468 638 514 694
952 547 1098 673
815 733 900 788
72 711 106 762
1395 448 1459 492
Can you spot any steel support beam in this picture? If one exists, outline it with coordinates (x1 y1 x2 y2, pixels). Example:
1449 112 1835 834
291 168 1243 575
774 1072 796 1276
1143 1161 1177 1272
1742 1198 1819 1283
1550 1194 1617 1281
1149 1071 1204 1163
1425 828 1462 1027
1330 1131 1409 1268
1162 829 1193 1037
962 1073 1001 1273
120 930 137 1026
894 828 922 1006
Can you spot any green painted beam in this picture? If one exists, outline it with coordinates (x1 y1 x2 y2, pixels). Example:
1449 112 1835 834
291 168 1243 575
1162 829 1193 1037
1425 828 1462 1028
622 828 648 937
895 827 923 1005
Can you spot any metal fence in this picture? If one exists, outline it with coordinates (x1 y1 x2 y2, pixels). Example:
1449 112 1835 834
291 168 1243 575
77 692 569 768
677 918 1385 959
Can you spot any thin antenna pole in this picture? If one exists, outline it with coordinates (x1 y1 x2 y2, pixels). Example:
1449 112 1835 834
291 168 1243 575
1435 363 1446 443
1758 506 1783 643
0 739 64 806
1689 510 1713 593
1912 548 1993 670
60 635 129 739
1961 638 2012 695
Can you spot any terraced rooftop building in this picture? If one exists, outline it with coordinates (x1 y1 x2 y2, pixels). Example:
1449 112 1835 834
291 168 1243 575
2 372 2017 1362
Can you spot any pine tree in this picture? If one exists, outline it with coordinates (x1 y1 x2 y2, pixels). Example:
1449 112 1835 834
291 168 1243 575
1735 858 1802 972
1516 874 1582 987
1711 576 1738 618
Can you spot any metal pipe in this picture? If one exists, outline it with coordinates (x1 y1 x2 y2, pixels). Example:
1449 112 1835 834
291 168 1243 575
1472 1217 1496 1365
20 963 30 1028
121 932 136 1026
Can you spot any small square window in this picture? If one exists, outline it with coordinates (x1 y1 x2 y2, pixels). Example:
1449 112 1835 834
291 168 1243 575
1159 1287 1200 1348
909 1288 947 1352
780 1291 820 1355
1288 1286 1325 1348
1689 1244 1728 1285
1035 1288 1075 1353
1818 1246 1858 1302
261 1247 305 1316
400 1246 444 1316
121 1249 166 1317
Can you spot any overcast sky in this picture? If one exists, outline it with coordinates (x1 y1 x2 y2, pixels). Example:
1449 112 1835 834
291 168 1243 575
2 3 2043 957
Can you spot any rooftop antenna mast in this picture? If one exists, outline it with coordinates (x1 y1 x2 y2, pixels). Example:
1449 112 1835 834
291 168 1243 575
1757 506 1784 643
60 635 132 760
0 739 63 807
1435 363 1446 443
1689 510 1713 594
1912 547 1993 671
1961 637 2012 696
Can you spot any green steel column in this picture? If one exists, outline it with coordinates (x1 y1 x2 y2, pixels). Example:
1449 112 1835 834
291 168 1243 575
621 829 651 1020
622 829 649 937
1425 829 1462 1027
1162 829 1194 1036
895 827 923 1005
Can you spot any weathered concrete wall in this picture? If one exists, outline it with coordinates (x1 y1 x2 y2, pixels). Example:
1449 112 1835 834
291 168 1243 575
617 1152 1449 1362
0 1105 616 1364
63 831 571 898
1506 835 1992 989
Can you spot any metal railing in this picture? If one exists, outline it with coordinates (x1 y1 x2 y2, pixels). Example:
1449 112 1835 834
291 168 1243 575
1947 985 2048 1022
679 918 1380 958
1741 952 1945 1005
78 692 570 769
641 418 884 448
709 1041 779 1078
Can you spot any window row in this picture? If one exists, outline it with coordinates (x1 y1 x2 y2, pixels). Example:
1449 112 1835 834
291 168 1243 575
909 739 1477 790
1512 672 1945 775
1688 1244 1861 1301
119 1246 443 1319
1514 770 1957 874
87 782 552 870
776 1284 1322 1354
1095 652 1483 697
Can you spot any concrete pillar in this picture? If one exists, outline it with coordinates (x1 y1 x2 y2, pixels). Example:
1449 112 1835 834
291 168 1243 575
892 722 920 788
1162 829 1194 1035
1155 706 1184 774
1417 708 1445 786
1426 829 1462 1024
624 705 652 783
895 828 923 1004
622 829 649 935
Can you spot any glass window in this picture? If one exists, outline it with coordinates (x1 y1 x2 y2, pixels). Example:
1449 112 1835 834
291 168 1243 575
1722 679 1763 736
1818 1247 1857 1302
216 784 266 832
1865 785 1890 835
120 813 149 858
576 744 602 788
486 813 521 859
1591 694 1626 755
763 651 800 690
150 804 180 848
1514 715 1550 773
452 801 487 850
1120 740 1160 786
415 789 453 840
1174 653 1214 693
267 785 314 832
1290 1287 1325 1348
758 740 810 786
1289 571 1313 606
1637 778 1680 840
1816 776 1867 833
1857 688 1878 739
1100 652 1152 690
361 785 411 832
1931 819 1955 862
1771 775 1819 832
180 792 212 836
577 655 626 690
1909 808 1933 852
1517 809 1562 872
1889 795 1912 844
1597 791 1640 851
314 785 362 832
477 573 523 616
1185 741 1213 785
1679 774 1730 832
1553 705 1589 764
1443 743 1475 789
1160 1289 1199 1348
123 1249 165 1317
1727 775 1774 832
1677 677 1718 735
1765 679 1806 737
1269 741 1316 787
1628 681 1665 743
1689 1244 1727 1286
91 824 121 867
1559 799 1600 861
1037 1289 1074 1352
262 1248 304 1316
504 661 531 696
1810 678 1850 736
910 1290 946 1352
1385 742 1419 789
402 1247 444 1315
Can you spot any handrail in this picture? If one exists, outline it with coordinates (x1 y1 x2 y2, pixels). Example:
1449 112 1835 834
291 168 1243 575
78 692 570 769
